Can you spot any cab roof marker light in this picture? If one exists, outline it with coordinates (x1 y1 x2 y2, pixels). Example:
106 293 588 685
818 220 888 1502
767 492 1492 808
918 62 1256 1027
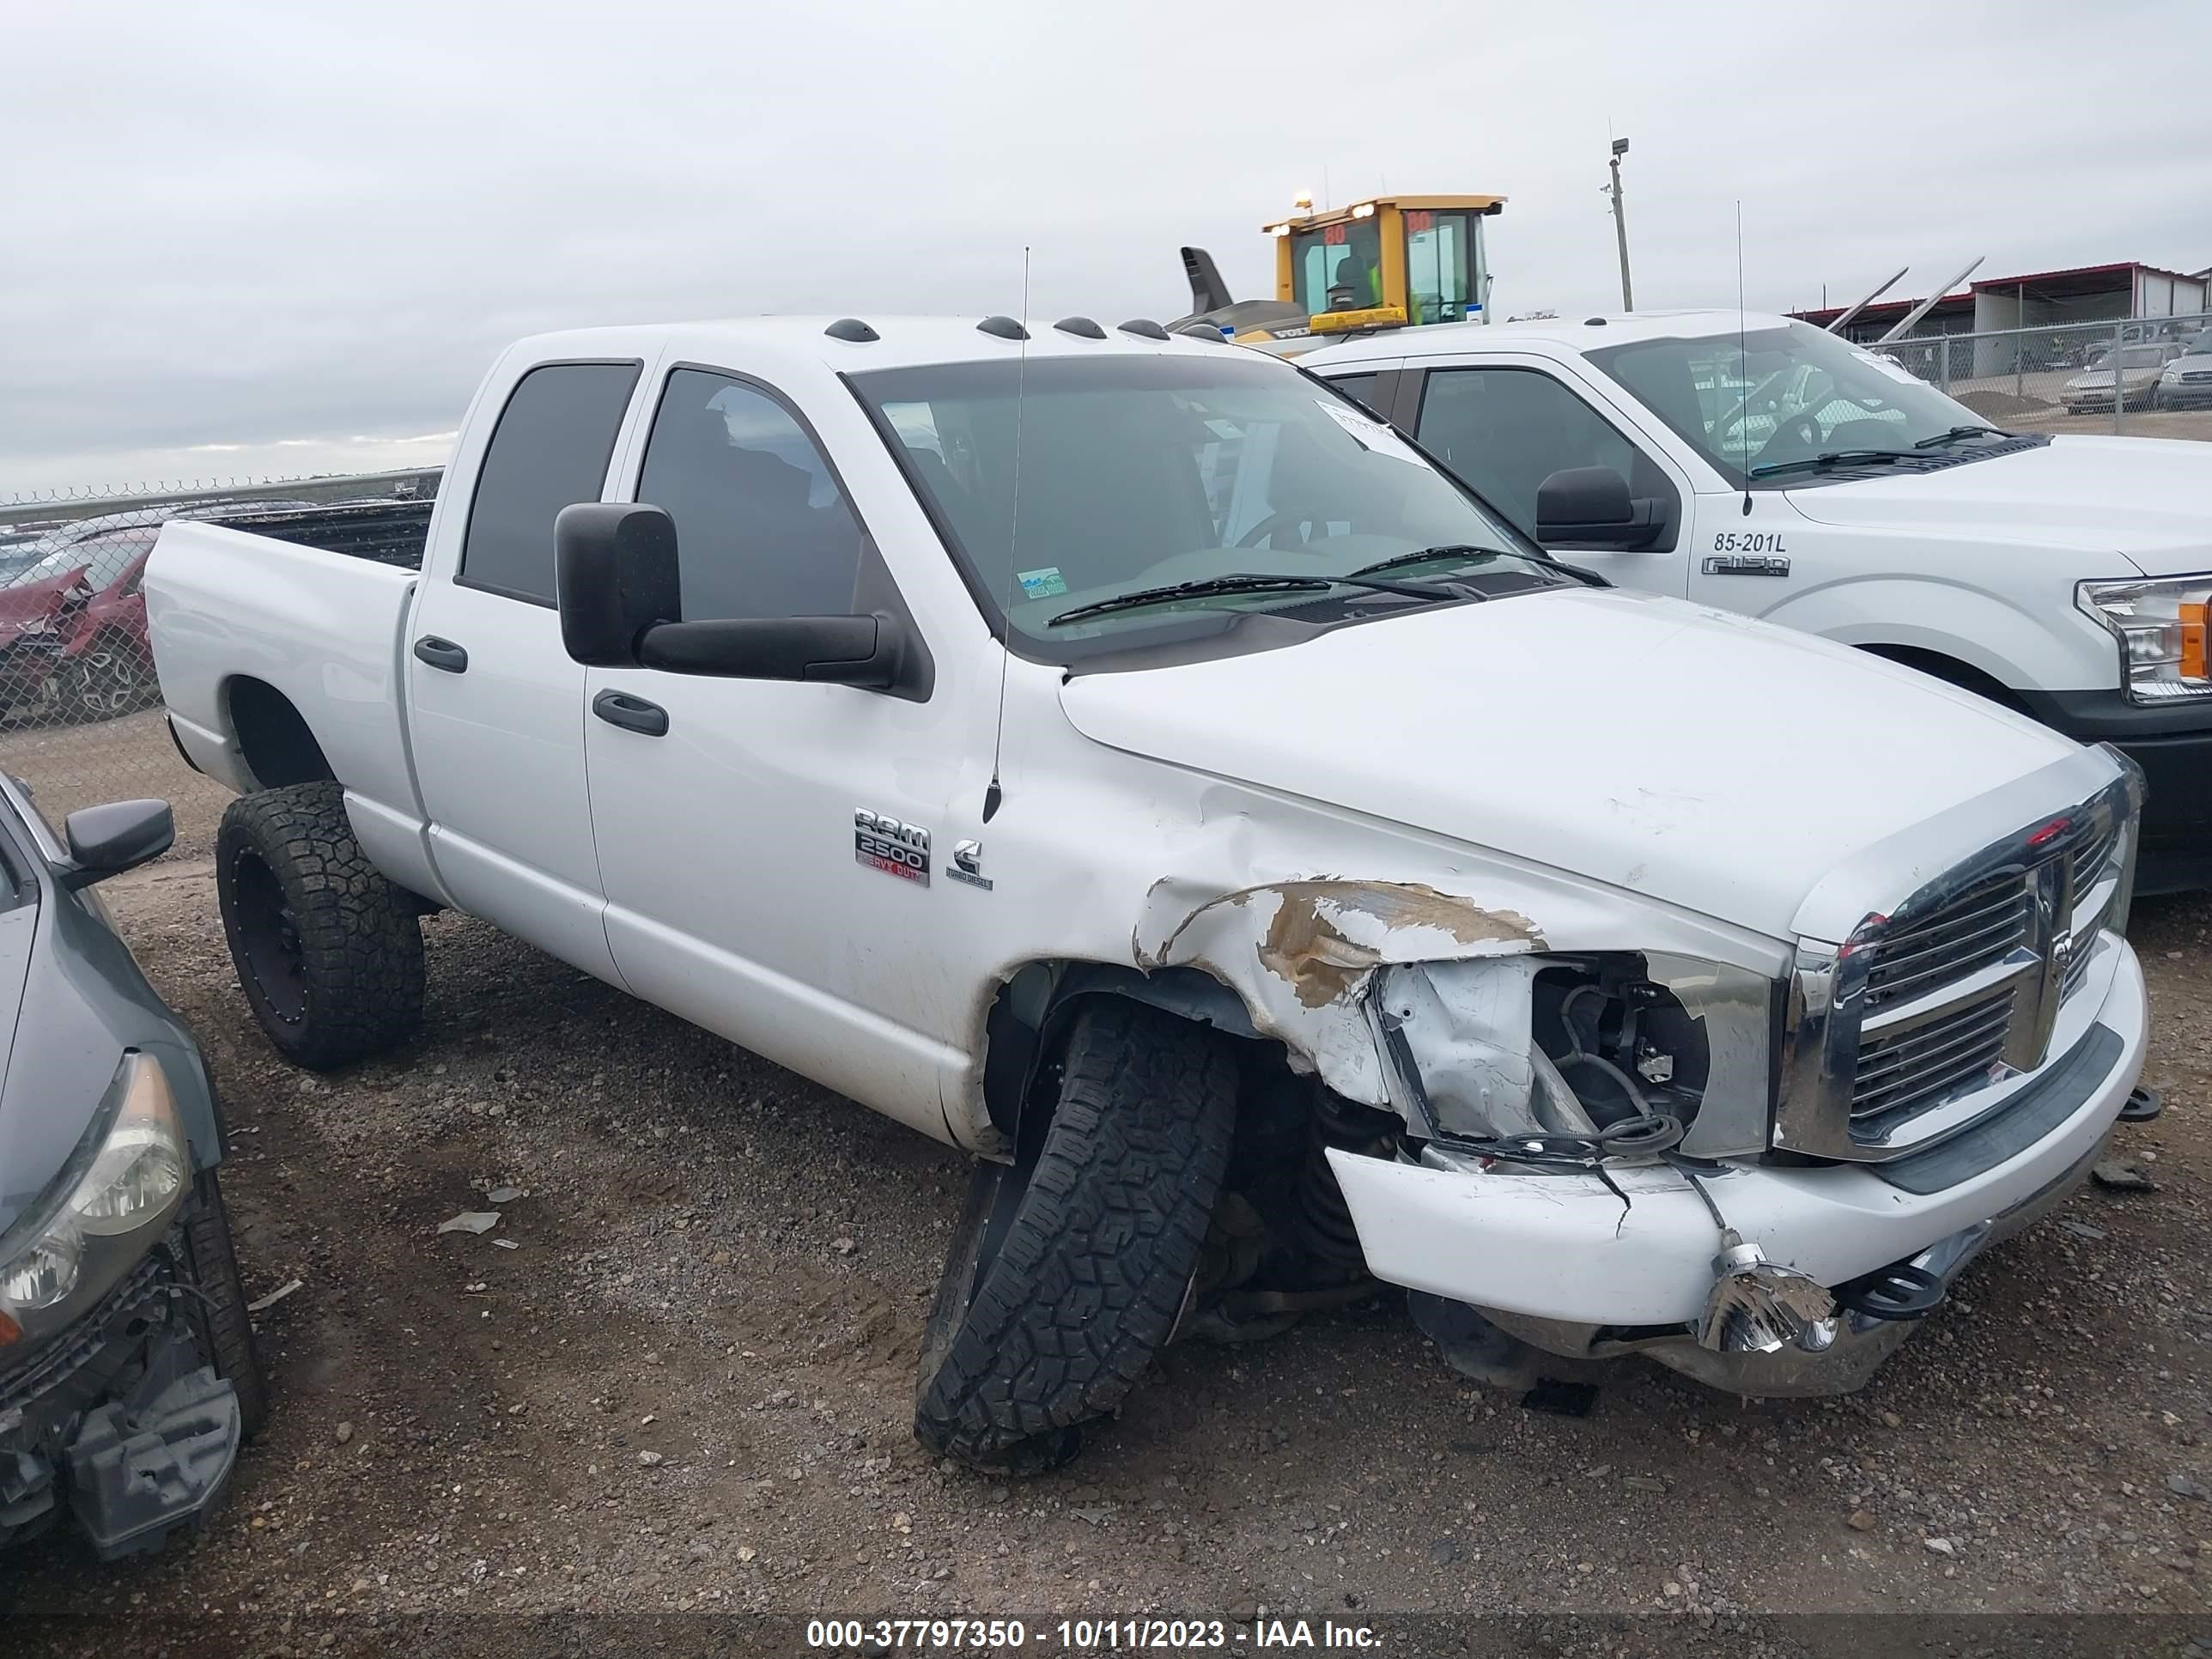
1053 317 1107 340
975 315 1029 342
823 318 879 343
1117 319 1171 341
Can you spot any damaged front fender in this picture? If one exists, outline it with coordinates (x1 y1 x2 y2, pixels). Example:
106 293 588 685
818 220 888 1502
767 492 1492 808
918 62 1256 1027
1134 877 1547 1105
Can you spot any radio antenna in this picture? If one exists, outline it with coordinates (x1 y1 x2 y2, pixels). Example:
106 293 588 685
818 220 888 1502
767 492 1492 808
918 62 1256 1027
982 246 1030 823
1736 203 1753 518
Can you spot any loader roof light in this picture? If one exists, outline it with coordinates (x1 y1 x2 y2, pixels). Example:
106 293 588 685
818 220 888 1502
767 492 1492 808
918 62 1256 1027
1350 202 1376 219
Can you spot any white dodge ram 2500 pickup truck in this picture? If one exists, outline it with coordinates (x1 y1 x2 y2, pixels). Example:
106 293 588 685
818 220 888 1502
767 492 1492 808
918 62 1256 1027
1305 313 2212 891
149 316 2148 1470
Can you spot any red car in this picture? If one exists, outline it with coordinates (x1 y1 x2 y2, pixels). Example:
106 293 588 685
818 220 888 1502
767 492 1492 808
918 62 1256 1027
2 501 318 724
0 532 155 722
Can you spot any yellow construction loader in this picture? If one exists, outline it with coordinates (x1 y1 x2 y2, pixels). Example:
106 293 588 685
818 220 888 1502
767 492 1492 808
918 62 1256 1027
1172 192 1504 354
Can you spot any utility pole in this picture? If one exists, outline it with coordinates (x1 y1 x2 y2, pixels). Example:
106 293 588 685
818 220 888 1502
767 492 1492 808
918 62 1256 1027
1607 138 1634 312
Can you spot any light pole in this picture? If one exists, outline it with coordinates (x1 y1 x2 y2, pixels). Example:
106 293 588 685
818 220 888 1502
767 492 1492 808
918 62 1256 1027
1607 137 1634 312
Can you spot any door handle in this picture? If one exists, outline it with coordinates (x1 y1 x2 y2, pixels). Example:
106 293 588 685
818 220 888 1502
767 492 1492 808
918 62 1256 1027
592 688 669 737
413 635 469 673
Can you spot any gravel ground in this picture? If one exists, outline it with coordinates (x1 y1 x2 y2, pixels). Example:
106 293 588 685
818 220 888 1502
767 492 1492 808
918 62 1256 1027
0 725 2207 1657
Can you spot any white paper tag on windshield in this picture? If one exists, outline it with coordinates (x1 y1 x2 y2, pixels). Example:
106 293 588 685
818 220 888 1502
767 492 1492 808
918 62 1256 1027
1315 398 1423 464
1850 349 1923 386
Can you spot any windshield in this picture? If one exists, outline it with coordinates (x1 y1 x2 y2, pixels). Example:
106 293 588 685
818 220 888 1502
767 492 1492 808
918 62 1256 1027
1290 220 1382 315
852 353 1553 653
1587 321 1993 486
4 548 90 589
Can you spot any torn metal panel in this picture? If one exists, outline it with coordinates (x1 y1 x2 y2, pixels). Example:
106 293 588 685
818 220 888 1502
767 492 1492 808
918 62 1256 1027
1134 878 1546 1103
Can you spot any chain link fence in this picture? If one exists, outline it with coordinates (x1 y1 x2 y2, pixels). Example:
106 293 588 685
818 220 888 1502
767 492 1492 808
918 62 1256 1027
0 471 440 858
1874 313 2212 437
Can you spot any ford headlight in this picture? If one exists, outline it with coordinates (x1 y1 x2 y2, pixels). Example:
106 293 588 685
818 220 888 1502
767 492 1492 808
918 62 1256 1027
0 1054 188 1346
2078 575 2212 703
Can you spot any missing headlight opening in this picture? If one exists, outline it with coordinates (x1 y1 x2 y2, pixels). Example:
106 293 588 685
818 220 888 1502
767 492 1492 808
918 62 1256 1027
1371 953 1716 1153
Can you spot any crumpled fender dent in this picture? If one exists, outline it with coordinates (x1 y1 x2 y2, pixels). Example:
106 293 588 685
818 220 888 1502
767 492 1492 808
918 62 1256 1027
1133 876 1547 1105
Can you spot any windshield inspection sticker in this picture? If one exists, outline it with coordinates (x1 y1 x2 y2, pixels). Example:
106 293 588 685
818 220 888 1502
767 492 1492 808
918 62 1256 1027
1314 398 1422 464
854 809 930 885
1850 349 1924 387
1017 567 1067 599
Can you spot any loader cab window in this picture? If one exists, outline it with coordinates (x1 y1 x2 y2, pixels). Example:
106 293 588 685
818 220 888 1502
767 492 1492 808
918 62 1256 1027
1403 209 1475 325
1292 219 1382 314
636 368 866 622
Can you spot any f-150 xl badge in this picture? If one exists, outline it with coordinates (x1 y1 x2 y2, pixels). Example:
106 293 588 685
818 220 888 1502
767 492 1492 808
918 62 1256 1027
854 809 930 885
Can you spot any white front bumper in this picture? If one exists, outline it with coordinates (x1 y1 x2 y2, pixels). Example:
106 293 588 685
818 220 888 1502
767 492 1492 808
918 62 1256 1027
1329 941 2146 1328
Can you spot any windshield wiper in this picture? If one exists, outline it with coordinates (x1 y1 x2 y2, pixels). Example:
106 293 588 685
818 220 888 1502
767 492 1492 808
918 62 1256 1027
1748 449 1918 479
1347 544 1502 580
1044 570 1462 629
1912 423 2008 449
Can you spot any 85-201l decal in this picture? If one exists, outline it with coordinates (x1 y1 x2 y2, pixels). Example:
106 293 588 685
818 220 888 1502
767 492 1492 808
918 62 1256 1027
1704 531 1790 578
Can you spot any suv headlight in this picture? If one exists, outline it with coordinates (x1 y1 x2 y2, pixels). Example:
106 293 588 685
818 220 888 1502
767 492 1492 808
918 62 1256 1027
0 1054 187 1346
2078 575 2212 704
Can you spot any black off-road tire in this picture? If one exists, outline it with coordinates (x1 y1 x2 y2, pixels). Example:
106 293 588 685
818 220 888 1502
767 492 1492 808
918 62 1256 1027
215 781 423 1071
915 1000 1237 1472
178 1168 268 1440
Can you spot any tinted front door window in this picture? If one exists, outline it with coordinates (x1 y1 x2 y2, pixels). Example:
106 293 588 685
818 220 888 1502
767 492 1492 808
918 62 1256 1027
1415 368 1665 539
638 370 865 621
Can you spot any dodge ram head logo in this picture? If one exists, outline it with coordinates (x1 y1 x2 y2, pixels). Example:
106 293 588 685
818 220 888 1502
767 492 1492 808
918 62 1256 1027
854 809 930 885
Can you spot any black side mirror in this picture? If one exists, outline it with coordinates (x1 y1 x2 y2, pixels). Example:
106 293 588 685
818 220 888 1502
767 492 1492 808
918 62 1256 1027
555 502 682 666
1534 466 1667 550
559 500 924 695
62 799 173 887
638 614 913 691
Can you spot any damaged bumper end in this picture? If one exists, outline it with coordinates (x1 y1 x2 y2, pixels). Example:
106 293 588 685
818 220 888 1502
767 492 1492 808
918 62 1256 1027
0 1251 243 1560
1334 945 2146 1398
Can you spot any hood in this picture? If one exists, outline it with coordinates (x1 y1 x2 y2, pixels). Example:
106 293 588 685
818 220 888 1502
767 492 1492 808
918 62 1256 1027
0 566 86 626
1058 588 2079 942
1784 437 2212 575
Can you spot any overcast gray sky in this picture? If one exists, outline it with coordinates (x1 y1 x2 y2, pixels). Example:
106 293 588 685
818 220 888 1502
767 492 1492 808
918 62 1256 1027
6 0 2208 495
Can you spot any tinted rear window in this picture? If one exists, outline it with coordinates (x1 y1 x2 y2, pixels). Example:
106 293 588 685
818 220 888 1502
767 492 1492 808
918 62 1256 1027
460 361 642 604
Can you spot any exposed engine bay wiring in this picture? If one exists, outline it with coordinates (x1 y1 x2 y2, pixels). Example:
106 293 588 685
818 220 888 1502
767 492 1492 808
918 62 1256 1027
1397 975 1741 1241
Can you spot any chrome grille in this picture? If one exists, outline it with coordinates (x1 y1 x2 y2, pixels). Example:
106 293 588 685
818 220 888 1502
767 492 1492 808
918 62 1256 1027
2069 820 2120 896
1850 984 2013 1121
1859 872 2033 1012
1777 755 2142 1164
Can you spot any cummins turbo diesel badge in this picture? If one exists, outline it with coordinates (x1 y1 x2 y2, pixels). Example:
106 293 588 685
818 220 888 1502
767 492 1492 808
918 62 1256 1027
854 809 930 885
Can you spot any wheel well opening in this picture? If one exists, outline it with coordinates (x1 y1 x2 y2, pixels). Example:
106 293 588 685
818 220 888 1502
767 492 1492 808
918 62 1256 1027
979 963 1386 1341
1857 645 2028 714
225 678 335 789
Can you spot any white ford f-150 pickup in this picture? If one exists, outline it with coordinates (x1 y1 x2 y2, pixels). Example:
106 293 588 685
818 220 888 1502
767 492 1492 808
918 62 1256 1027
1304 313 2212 891
149 315 2148 1470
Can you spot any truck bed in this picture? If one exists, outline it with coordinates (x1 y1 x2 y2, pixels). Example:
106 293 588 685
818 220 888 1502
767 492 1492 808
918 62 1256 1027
145 519 424 825
210 498 434 569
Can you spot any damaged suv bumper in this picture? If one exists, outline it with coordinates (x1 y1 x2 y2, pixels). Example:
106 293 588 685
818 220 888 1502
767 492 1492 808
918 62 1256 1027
1328 943 2145 1395
0 1239 242 1560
